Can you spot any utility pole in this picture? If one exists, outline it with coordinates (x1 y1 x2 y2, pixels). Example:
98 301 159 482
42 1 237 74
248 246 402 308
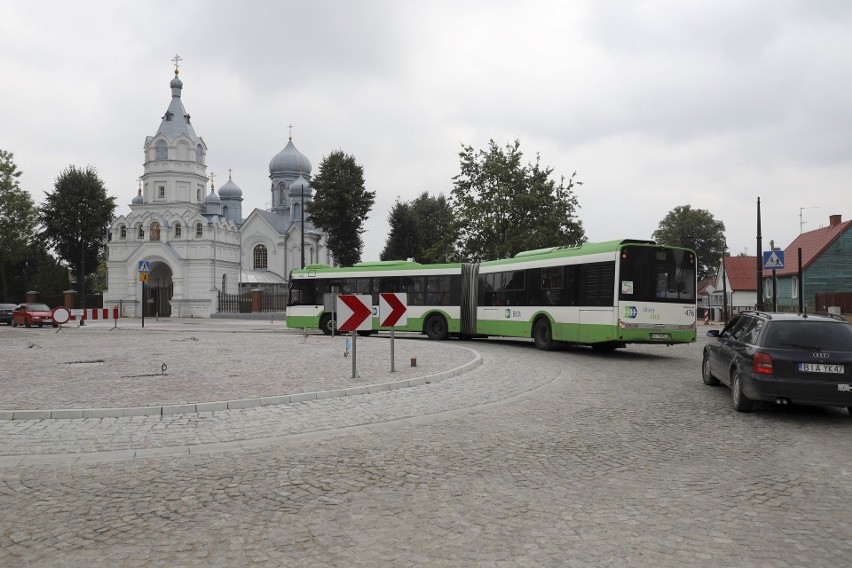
756 197 764 311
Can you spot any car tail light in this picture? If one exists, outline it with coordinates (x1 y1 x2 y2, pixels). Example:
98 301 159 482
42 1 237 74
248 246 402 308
753 352 774 375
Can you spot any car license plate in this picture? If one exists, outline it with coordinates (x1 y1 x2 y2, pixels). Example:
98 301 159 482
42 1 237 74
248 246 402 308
798 363 845 374
650 333 670 340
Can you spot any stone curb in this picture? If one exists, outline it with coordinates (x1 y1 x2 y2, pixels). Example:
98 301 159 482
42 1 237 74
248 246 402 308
0 350 483 421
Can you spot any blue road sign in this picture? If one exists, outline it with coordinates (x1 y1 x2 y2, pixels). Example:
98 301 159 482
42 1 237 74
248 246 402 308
763 250 784 270
138 260 151 272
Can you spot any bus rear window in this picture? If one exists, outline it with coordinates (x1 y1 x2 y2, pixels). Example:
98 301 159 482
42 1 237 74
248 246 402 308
619 247 695 303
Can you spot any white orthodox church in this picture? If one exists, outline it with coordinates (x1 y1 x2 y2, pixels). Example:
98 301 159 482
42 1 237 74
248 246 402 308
104 62 332 318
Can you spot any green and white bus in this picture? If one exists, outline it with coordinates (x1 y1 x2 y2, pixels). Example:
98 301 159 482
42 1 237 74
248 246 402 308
286 239 697 350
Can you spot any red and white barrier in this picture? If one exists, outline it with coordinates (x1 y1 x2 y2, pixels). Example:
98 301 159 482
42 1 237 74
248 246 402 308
52 307 119 325
69 308 119 321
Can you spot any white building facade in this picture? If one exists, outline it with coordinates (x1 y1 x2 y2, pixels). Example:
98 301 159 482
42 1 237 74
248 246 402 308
104 64 332 318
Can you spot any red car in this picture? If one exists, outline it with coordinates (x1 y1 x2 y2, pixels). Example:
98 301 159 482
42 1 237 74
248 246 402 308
12 303 57 328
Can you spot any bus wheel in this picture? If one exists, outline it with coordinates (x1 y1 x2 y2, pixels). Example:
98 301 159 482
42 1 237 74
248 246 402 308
319 314 334 336
424 315 449 340
533 318 553 351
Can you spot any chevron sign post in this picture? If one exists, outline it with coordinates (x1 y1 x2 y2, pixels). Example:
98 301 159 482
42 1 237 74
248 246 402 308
336 294 372 379
380 293 408 373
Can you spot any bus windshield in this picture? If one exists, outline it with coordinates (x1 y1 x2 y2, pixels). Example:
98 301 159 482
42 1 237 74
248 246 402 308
618 246 696 303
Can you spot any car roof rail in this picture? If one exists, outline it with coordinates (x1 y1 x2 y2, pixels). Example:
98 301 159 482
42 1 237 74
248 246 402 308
740 310 772 319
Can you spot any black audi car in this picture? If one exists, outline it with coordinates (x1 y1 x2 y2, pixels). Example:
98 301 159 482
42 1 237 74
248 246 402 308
703 311 852 414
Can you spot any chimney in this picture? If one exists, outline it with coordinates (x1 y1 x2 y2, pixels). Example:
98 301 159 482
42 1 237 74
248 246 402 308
829 214 841 228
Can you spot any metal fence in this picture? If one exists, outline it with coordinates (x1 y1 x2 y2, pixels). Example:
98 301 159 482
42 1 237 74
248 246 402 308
218 292 252 314
218 289 288 313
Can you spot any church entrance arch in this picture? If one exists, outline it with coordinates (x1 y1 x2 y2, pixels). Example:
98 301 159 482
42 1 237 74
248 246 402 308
146 262 174 317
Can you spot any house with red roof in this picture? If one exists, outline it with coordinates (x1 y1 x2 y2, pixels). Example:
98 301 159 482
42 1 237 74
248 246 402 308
708 256 757 321
762 214 852 313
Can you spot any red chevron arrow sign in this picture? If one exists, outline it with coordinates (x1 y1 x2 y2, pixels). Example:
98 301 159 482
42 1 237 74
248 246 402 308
336 294 373 331
379 292 408 327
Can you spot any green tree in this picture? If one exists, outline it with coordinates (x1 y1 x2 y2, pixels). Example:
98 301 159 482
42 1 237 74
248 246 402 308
380 199 418 261
451 139 585 261
0 149 39 302
652 204 726 280
380 192 458 263
307 150 375 267
40 165 116 309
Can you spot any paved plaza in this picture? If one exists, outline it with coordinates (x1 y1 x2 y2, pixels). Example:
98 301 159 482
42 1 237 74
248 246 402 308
1 319 850 567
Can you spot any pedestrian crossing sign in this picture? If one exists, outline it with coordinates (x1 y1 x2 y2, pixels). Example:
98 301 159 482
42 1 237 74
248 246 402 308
138 260 151 273
763 250 785 270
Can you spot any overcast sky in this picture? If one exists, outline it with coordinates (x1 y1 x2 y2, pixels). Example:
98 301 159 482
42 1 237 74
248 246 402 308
3 0 850 263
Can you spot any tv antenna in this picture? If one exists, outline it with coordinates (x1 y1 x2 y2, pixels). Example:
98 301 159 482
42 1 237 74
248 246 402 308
799 206 819 233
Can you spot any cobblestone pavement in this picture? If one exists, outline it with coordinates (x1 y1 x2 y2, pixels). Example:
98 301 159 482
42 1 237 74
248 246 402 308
1 320 850 567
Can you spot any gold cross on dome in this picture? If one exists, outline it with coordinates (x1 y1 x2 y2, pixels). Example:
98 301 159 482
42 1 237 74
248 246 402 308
288 123 294 140
209 171 216 189
172 53 182 72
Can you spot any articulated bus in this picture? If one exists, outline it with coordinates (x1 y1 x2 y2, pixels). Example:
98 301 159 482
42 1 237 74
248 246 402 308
286 239 697 350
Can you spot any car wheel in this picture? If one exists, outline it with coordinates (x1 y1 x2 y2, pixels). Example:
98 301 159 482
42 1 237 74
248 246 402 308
319 314 334 336
533 318 553 351
12 321 17 328
731 369 753 412
24 320 31 328
424 314 449 341
702 354 721 386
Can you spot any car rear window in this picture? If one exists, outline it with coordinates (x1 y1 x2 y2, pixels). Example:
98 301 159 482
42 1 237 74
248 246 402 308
28 304 51 312
763 321 852 351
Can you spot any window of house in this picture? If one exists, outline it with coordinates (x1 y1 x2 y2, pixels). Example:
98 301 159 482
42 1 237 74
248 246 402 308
174 224 181 238
158 185 165 199
791 276 799 299
119 225 127 239
150 222 161 241
254 244 268 269
196 223 203 237
156 140 167 160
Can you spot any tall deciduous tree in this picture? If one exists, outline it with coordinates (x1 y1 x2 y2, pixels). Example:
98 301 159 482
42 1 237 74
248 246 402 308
0 149 38 301
307 150 375 267
451 139 585 262
652 204 726 280
40 165 116 308
381 200 418 261
380 192 457 263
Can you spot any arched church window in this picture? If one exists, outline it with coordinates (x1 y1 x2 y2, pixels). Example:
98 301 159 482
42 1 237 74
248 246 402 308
174 224 182 238
195 223 203 237
150 222 161 241
156 140 168 160
197 187 202 202
138 226 145 239
119 225 127 239
278 182 286 204
196 144 205 165
254 244 268 269
223 206 229 217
